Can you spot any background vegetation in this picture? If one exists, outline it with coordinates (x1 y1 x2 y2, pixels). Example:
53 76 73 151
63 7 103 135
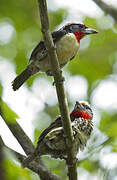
0 0 117 179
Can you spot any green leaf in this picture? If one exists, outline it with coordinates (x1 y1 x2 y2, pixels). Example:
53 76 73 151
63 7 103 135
80 159 99 172
0 99 19 123
4 159 32 180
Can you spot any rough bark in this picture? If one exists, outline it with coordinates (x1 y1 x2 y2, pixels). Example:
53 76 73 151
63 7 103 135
38 0 78 179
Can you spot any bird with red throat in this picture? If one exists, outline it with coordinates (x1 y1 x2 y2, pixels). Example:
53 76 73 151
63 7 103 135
12 23 98 91
23 101 93 166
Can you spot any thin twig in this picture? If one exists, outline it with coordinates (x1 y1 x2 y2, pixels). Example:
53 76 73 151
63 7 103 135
0 99 34 155
78 137 112 164
93 0 117 22
38 0 78 179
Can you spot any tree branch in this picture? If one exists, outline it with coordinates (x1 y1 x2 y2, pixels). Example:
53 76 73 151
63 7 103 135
0 99 34 155
38 0 77 180
0 136 61 180
93 0 117 22
0 98 61 180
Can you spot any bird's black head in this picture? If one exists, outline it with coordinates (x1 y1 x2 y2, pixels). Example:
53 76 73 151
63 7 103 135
62 23 98 42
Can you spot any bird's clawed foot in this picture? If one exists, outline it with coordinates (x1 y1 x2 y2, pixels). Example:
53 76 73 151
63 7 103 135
46 70 65 85
53 76 65 86
22 155 34 168
46 70 53 76
76 157 79 162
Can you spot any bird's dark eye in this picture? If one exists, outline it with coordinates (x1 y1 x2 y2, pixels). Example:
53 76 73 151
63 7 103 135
69 24 86 32
79 24 85 29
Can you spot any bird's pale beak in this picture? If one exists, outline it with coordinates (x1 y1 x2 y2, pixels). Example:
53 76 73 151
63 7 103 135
83 28 98 35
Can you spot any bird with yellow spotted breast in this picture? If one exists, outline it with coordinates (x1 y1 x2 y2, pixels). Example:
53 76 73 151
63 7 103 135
23 101 93 167
12 23 98 90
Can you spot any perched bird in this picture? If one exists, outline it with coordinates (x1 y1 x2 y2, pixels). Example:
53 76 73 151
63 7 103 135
12 23 98 90
23 101 93 166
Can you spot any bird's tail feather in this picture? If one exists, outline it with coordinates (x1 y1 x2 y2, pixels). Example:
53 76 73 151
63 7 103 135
12 67 32 91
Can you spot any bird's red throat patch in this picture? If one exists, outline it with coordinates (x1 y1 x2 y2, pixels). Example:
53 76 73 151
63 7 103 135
71 110 91 120
74 31 85 43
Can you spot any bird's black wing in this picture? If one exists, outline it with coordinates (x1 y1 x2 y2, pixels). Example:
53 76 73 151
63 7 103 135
29 29 67 62
29 41 46 61
37 116 62 145
52 29 67 43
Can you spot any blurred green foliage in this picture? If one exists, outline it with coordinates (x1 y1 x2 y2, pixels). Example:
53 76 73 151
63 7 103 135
0 0 117 179
99 113 117 137
0 99 19 123
0 82 2 97
4 159 35 180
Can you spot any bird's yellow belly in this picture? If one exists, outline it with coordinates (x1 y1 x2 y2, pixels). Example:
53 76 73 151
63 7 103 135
38 33 80 73
56 33 79 65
